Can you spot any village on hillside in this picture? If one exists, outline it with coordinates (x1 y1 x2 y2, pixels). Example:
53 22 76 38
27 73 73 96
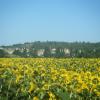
0 41 100 58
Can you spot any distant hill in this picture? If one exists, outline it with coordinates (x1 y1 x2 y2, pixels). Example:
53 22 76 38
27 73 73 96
0 41 100 58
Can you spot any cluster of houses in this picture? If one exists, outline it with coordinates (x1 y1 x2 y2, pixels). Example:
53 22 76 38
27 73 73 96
37 48 70 56
0 47 71 57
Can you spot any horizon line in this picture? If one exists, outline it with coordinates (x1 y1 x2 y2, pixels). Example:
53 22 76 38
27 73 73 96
0 40 100 46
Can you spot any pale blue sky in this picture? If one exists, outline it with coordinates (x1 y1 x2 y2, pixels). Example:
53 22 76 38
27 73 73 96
0 0 100 45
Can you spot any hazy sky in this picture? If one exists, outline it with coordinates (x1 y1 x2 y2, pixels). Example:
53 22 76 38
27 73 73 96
0 0 100 45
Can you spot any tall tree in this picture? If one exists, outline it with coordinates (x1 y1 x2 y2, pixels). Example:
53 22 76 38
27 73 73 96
0 49 8 57
44 47 51 57
55 47 65 58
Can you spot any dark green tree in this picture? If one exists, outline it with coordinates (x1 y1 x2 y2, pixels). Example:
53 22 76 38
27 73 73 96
13 49 22 57
44 47 51 57
55 47 65 58
0 49 8 57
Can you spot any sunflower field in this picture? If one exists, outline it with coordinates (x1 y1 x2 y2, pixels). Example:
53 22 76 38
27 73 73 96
0 58 100 100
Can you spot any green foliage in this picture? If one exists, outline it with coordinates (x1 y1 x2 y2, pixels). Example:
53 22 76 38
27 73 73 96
50 85 71 100
0 49 8 57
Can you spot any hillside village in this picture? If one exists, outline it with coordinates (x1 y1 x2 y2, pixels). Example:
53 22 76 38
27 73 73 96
0 47 70 57
0 41 100 58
